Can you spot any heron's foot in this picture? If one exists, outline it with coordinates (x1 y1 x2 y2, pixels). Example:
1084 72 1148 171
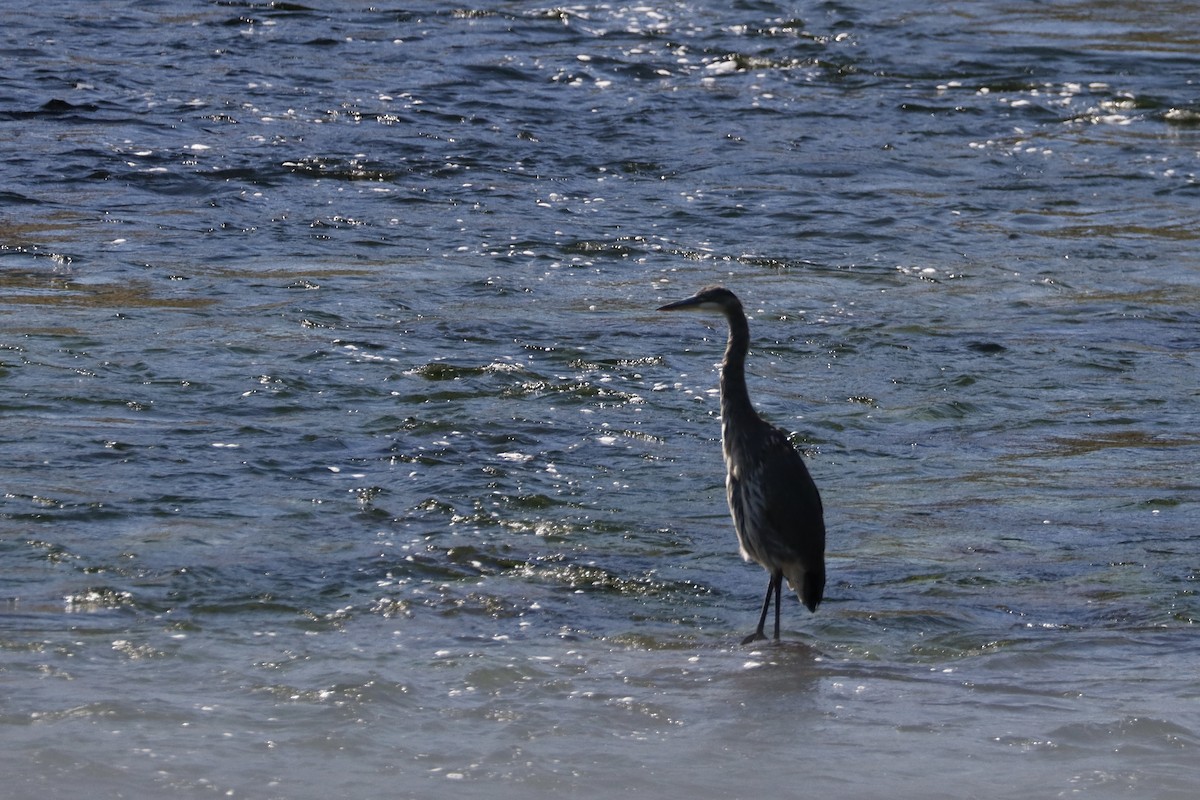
741 630 769 646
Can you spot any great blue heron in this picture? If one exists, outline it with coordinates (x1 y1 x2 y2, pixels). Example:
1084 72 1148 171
658 286 826 644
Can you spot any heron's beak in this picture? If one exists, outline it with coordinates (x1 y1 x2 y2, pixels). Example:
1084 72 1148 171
656 295 705 312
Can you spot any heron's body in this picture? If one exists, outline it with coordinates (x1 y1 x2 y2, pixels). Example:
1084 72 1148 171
658 286 826 644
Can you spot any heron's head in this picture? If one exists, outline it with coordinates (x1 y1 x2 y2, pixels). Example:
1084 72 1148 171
656 285 742 315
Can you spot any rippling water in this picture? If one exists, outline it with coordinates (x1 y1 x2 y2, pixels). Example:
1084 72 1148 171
2 1 1199 798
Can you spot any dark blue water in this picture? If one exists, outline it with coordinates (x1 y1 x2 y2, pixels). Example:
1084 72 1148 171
2 2 1199 798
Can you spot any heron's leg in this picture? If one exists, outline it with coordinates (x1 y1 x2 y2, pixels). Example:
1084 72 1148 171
772 572 782 641
742 578 774 645
742 572 784 645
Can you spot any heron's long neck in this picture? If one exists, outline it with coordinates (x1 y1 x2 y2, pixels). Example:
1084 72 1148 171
719 310 759 427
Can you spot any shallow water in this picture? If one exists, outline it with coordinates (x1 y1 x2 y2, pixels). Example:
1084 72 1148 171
2 1 1199 798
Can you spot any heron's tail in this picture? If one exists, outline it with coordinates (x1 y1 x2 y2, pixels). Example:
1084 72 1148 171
784 563 825 613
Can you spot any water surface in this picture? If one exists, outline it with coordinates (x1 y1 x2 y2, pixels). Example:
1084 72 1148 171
2 2 1199 798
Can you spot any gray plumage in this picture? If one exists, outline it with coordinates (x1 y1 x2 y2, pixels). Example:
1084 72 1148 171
658 286 826 644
